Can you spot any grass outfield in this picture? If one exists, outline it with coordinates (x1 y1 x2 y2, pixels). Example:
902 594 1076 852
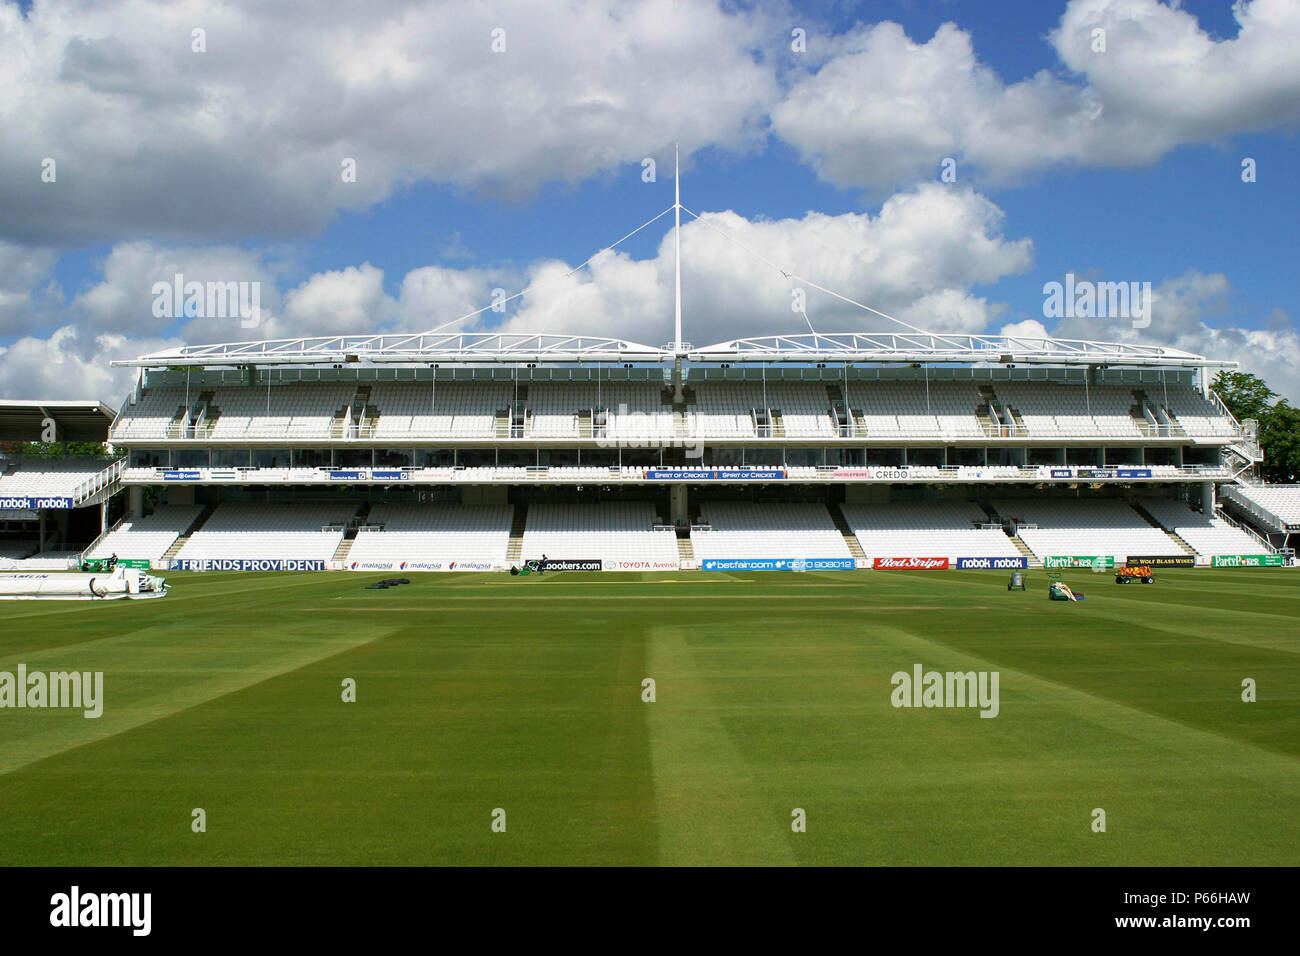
1 567 1298 866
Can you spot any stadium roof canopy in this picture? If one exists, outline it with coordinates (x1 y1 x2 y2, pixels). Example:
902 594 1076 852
0 400 116 443
112 329 1234 371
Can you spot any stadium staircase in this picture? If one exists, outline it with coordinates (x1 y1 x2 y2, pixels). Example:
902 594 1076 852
772 409 785 438
168 391 219 438
662 386 695 438
161 504 214 560
829 504 867 561
506 504 527 564
676 528 694 567
1128 501 1198 556
825 385 865 436
331 502 371 562
977 386 1023 436
331 386 380 439
1008 534 1041 567
980 502 1042 566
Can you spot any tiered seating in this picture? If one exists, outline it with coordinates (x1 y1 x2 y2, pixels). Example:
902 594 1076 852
1139 498 1267 557
372 383 511 439
0 461 112 502
86 504 204 560
1166 388 1239 437
602 385 675 440
842 501 1022 560
1222 484 1300 532
690 502 852 560
691 385 763 438
109 379 1239 443
520 502 679 568
766 383 836 438
110 388 185 440
847 382 940 438
525 384 600 438
347 503 513 569
176 501 355 560
990 498 1180 562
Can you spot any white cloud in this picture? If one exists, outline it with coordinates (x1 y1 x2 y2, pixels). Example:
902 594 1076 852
0 241 59 336
999 318 1052 340
772 0 1300 190
0 324 180 404
67 241 283 343
0 0 780 245
1047 270 1300 403
490 184 1033 343
277 263 390 339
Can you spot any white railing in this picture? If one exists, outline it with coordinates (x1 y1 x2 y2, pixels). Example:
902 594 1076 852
1214 508 1279 553
69 458 125 504
118 461 1244 485
1222 486 1295 532
80 514 126 560
115 413 1246 443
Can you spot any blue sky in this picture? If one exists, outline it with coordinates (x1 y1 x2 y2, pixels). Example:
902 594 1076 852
2 0 1298 400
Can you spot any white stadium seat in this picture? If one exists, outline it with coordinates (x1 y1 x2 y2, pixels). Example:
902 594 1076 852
1138 497 1269 557
521 502 679 568
87 504 204 560
347 503 513 568
842 501 1022 560
991 498 1181 562
690 503 851 560
176 501 355 561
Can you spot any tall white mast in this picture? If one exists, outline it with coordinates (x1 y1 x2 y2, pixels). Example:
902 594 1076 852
674 142 682 352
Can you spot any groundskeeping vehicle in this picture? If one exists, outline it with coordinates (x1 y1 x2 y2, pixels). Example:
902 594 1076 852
1115 564 1156 584
78 555 118 573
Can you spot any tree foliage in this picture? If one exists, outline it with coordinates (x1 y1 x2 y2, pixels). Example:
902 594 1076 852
1211 371 1300 483
1211 371 1277 424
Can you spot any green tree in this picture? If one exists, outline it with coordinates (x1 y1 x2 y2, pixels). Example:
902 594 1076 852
1211 371 1276 423
1258 402 1300 483
15 441 108 458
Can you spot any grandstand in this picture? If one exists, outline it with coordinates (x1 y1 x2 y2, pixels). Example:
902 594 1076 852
521 502 679 569
76 340 1289 572
173 502 355 565
346 503 514 571
1221 484 1300 551
842 500 1023 562
6 169 1291 575
85 503 205 561
1138 497 1266 559
990 498 1185 563
691 503 853 562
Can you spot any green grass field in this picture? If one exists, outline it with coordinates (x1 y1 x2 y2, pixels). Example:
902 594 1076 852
1 568 1297 866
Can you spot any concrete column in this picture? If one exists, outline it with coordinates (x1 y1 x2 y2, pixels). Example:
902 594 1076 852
129 485 143 519
1201 481 1216 514
670 484 688 526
